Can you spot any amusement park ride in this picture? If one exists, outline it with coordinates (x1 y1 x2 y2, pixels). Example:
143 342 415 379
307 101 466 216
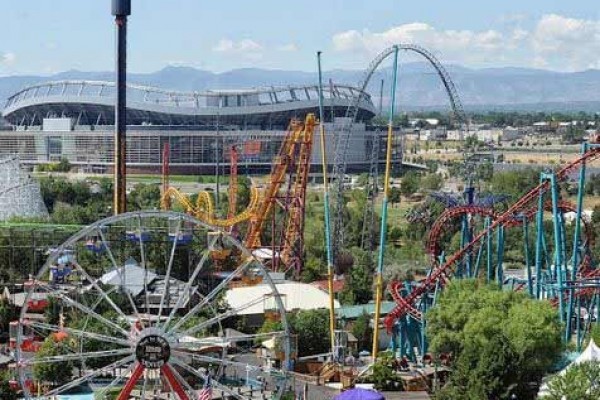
13 212 293 399
9 35 600 399
9 118 315 400
385 142 600 359
161 114 317 276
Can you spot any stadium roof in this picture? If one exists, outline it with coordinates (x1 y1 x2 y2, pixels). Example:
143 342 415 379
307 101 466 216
2 80 376 127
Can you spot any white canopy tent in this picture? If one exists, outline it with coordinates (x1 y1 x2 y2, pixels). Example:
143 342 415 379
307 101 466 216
538 339 600 397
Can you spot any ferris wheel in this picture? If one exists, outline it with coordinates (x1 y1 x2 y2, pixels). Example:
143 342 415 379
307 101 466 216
15 211 291 400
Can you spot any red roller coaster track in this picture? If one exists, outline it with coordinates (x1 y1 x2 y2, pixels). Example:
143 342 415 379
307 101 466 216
385 146 600 329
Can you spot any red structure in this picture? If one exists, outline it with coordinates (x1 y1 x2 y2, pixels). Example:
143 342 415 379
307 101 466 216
385 145 600 328
228 145 238 220
162 142 170 210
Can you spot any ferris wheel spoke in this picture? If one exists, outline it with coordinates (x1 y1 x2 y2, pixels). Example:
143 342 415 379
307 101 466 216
94 362 137 400
44 354 135 397
35 283 130 338
25 321 132 348
165 361 197 397
168 256 254 334
175 330 287 349
163 234 219 331
136 215 152 323
23 347 132 365
170 356 247 400
172 350 280 375
96 226 145 327
179 294 273 338
71 261 133 328
157 218 181 321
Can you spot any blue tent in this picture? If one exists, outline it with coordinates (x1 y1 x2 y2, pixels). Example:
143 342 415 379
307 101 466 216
334 388 385 400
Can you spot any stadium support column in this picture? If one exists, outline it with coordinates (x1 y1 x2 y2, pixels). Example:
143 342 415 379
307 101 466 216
112 0 130 215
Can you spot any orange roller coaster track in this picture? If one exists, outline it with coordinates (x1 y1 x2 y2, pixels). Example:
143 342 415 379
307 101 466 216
162 114 316 274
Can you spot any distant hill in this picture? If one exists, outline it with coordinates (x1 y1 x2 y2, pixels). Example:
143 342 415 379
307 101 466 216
2 63 600 113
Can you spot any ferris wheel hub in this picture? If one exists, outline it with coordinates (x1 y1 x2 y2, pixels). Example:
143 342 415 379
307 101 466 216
135 331 171 369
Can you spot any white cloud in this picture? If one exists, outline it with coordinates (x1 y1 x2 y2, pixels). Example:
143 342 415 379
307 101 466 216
532 14 600 70
277 43 298 52
213 39 263 54
332 23 506 65
331 14 600 71
1 52 16 65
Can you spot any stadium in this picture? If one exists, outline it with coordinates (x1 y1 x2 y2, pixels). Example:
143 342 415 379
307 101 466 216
1 80 381 174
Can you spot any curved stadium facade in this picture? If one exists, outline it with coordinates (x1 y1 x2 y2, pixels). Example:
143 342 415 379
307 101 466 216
1 80 380 173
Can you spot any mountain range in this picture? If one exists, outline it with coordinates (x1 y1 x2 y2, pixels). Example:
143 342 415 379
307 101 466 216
2 63 600 113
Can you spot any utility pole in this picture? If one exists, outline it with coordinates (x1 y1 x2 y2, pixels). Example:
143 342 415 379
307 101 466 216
317 51 337 361
372 46 399 360
378 79 384 117
112 0 130 215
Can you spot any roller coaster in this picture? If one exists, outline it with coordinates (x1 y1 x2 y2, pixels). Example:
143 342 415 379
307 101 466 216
331 44 468 260
385 141 600 358
161 114 316 275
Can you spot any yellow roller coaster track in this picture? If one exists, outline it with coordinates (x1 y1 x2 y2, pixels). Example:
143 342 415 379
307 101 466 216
161 186 261 228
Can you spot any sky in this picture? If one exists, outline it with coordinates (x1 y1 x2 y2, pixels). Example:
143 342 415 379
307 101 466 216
1 0 599 76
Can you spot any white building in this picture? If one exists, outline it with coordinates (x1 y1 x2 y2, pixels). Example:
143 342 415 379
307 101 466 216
225 279 341 327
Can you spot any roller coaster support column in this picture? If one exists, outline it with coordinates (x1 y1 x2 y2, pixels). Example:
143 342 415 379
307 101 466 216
485 217 492 283
459 187 475 278
496 225 505 285
523 216 534 297
534 182 545 299
542 172 567 330
317 51 337 358
112 0 130 215
372 45 399 360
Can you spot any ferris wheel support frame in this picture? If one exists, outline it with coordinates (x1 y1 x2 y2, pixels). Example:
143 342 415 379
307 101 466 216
16 211 291 400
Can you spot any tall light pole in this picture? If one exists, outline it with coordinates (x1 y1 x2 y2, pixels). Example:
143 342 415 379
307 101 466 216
112 0 130 215
316 51 337 359
372 45 399 360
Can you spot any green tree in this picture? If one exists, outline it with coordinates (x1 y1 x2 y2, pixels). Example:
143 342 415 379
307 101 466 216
389 187 402 207
545 361 600 400
351 311 373 352
356 173 370 187
427 280 563 399
371 352 399 391
301 257 323 283
421 173 443 191
33 336 75 387
0 297 17 334
591 324 600 344
487 168 540 201
400 172 420 197
0 371 18 400
127 183 161 210
289 309 331 357
339 247 373 305
44 296 61 326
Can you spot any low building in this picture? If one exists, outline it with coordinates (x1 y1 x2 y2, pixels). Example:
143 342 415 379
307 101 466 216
502 126 525 141
225 279 341 327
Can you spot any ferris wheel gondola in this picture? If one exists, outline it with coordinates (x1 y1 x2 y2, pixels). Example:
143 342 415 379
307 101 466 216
16 211 291 400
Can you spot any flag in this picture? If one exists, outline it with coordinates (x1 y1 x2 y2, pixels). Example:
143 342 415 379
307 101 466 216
198 375 212 400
